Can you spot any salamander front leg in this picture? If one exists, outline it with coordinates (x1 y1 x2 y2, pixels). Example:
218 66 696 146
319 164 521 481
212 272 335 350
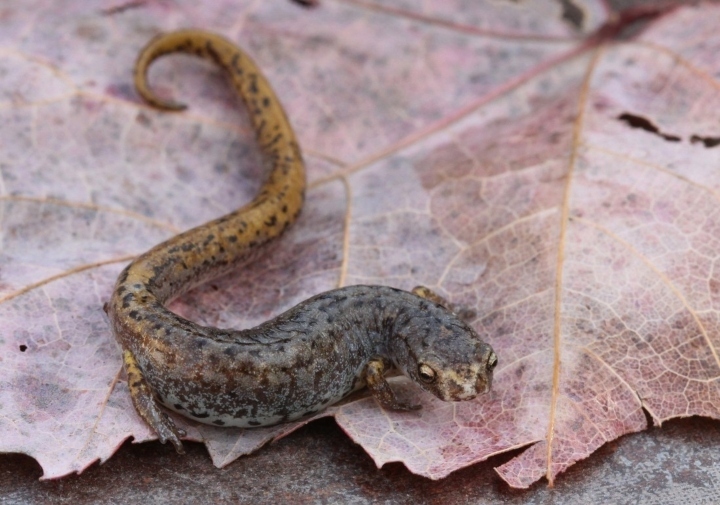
123 350 186 453
365 358 421 411
411 286 476 322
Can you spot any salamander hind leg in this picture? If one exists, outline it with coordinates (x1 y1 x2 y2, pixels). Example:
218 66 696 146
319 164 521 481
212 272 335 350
123 350 187 453
411 286 476 322
365 358 421 411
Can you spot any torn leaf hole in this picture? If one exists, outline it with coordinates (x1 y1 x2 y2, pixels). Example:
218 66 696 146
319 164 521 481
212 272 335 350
558 0 584 30
101 0 146 16
690 135 720 148
641 405 655 428
617 113 681 142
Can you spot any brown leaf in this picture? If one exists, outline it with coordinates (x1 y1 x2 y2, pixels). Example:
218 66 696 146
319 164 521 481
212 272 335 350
2 0 718 489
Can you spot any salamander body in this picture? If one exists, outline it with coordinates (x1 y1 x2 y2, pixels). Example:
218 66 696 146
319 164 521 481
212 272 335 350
106 30 497 452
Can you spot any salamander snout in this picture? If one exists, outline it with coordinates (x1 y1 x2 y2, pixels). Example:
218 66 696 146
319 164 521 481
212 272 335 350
411 339 498 402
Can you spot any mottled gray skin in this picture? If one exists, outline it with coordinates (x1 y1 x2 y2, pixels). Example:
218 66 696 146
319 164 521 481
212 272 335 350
129 285 496 428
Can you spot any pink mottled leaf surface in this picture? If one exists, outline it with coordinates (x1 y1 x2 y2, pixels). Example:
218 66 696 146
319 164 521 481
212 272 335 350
2 0 720 489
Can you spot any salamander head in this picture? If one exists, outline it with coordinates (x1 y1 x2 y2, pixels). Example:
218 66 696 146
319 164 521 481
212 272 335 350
392 306 497 402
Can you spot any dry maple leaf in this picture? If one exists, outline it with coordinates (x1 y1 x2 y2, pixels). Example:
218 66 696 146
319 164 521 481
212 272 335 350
1 0 719 489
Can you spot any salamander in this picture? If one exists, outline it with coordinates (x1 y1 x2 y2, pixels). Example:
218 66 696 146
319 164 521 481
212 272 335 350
105 29 497 453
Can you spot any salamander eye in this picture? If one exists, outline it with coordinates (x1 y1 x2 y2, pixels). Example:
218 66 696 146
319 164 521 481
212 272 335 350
418 364 436 383
487 352 498 371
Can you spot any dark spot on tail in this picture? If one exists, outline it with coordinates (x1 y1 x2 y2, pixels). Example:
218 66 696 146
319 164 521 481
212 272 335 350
230 53 243 75
122 292 135 308
119 266 130 283
249 74 259 94
205 41 221 64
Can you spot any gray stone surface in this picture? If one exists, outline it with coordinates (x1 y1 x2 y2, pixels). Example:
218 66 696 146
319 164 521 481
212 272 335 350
2 416 720 504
